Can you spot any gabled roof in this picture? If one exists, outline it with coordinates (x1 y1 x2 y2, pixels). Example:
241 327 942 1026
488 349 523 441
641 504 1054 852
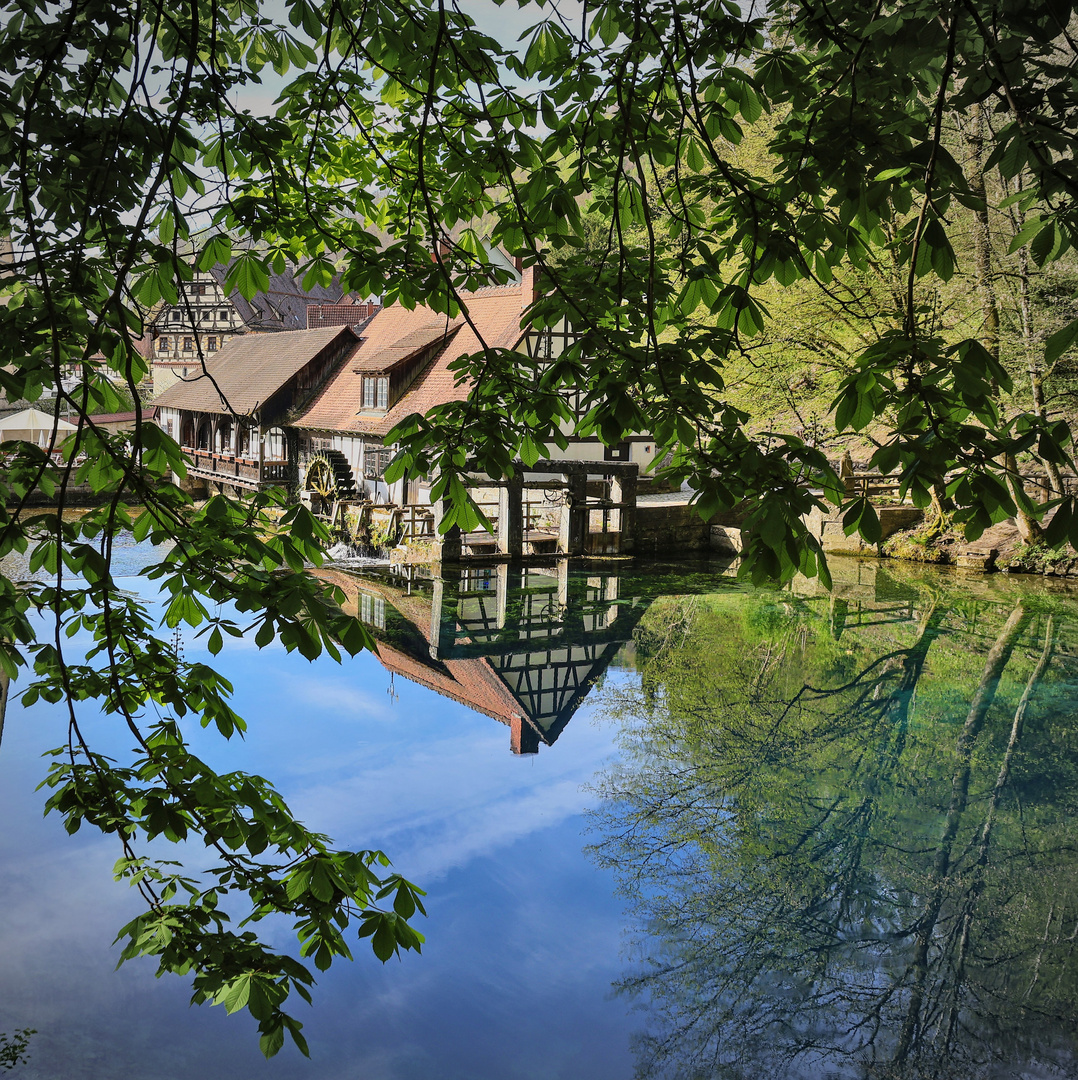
314 568 527 726
153 325 360 415
294 281 531 437
351 321 464 374
375 641 528 728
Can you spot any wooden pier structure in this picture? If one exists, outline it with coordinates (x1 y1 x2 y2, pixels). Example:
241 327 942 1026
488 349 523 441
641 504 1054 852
433 459 640 561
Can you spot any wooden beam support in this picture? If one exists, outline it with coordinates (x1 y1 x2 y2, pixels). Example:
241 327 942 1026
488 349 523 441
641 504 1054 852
497 476 524 558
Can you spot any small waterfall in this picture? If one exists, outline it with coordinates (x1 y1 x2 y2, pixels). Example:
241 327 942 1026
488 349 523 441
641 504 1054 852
325 540 392 565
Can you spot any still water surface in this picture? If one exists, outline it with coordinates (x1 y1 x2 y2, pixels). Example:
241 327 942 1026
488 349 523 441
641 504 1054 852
2 547 1077 1078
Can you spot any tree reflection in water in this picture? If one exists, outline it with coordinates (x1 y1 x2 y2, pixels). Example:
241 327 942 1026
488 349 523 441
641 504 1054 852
590 572 1078 1080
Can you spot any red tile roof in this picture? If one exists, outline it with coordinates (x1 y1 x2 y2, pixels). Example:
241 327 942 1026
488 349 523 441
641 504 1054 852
350 321 464 374
374 640 526 727
294 282 529 437
313 568 527 726
87 408 158 425
305 300 381 328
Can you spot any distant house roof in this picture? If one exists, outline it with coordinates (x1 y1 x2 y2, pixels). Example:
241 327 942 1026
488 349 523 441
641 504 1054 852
87 408 158 426
204 261 345 332
153 325 360 416
305 299 381 329
294 281 531 437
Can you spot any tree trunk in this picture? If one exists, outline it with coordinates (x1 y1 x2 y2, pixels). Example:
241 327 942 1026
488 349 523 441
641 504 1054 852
893 604 1031 1063
944 614 1054 1040
967 106 1043 540
1005 451 1043 543
967 105 1000 362
1017 227 1066 496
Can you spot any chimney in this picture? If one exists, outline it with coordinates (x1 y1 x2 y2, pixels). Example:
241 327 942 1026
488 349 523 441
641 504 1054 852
510 714 541 755
520 263 543 313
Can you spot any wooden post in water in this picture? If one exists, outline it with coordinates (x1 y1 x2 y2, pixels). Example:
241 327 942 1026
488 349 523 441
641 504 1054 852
495 563 509 630
498 476 524 558
558 471 588 556
610 465 638 554
428 564 461 660
432 497 462 561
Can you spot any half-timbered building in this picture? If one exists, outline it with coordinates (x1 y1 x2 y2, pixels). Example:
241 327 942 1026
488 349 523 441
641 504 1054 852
149 261 352 397
291 270 655 509
153 324 366 494
317 563 649 754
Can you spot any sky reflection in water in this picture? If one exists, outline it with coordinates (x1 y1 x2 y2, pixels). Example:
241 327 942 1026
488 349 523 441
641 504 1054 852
0 549 640 1079
4 549 1078 1079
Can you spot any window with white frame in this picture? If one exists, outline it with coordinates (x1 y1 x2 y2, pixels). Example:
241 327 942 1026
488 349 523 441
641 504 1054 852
359 593 386 629
362 376 389 410
363 445 392 479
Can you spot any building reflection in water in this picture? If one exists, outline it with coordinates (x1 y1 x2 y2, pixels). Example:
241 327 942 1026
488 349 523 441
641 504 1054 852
313 558 1078 1077
316 561 666 754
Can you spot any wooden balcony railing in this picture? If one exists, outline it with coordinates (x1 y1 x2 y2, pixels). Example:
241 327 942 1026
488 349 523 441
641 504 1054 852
184 448 289 487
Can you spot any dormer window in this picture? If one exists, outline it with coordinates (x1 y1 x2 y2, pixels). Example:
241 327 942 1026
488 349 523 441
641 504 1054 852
363 376 388 410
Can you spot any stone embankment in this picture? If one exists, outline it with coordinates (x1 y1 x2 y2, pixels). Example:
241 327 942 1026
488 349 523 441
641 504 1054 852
809 506 1078 579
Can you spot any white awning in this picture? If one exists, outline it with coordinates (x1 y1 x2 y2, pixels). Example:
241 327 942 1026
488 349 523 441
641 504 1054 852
0 407 78 446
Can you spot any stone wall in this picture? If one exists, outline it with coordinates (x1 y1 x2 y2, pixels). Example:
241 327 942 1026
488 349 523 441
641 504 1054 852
633 503 738 555
803 505 924 555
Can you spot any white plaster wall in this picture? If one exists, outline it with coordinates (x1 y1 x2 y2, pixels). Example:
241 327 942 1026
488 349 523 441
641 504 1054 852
155 406 180 441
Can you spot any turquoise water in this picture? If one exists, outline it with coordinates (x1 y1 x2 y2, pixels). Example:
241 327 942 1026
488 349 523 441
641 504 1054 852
2 550 1078 1078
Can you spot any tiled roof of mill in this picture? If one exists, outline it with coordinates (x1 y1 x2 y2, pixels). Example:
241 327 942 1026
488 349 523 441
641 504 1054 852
312 568 528 727
294 282 530 437
152 325 360 415
350 321 465 374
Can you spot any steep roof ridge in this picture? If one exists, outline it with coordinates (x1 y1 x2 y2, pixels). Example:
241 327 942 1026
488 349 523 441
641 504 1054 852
153 324 360 415
351 318 467 375
205 261 345 332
